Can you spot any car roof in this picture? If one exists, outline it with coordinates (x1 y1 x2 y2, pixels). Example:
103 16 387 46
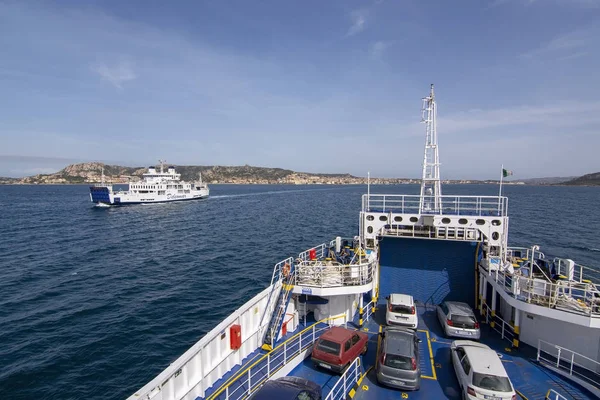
321 326 358 342
444 301 475 315
252 377 321 400
459 344 508 377
389 293 414 305
384 328 415 357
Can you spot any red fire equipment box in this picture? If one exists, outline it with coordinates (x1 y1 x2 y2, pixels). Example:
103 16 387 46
230 324 242 350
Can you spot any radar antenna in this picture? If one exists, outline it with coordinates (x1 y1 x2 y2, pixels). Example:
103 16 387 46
419 84 442 214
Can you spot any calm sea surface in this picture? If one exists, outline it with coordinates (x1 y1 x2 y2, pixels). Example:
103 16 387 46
0 184 599 399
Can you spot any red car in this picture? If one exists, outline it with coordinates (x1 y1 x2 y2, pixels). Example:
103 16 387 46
311 326 369 374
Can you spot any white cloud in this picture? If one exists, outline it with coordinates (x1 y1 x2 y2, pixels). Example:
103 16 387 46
520 24 598 61
91 61 137 89
346 10 367 37
369 41 392 59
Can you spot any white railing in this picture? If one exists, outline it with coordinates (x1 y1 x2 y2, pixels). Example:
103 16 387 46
324 357 361 400
299 243 329 261
482 303 515 344
506 246 545 263
487 267 600 317
362 194 508 217
294 260 374 288
208 316 346 400
363 300 375 322
545 389 569 400
259 257 294 333
537 339 600 390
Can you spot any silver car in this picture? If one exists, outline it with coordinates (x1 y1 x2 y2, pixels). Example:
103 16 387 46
436 301 480 340
376 327 422 391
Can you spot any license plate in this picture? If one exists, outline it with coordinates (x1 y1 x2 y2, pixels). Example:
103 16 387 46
390 379 404 385
396 316 408 319
320 363 331 369
484 395 501 400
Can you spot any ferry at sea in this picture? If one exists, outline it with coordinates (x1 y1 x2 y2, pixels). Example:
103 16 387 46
127 86 600 400
89 161 209 206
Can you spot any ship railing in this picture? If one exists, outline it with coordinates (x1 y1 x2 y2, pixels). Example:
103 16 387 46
481 302 515 345
294 260 375 288
363 299 375 322
537 339 600 390
554 258 600 286
506 246 546 263
298 242 329 261
324 357 361 400
362 194 508 217
381 224 481 241
545 389 569 400
488 268 600 317
208 315 347 400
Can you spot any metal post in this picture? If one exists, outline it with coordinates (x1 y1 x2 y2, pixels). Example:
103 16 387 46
248 369 252 393
570 353 574 375
537 340 541 362
284 342 287 364
557 348 562 368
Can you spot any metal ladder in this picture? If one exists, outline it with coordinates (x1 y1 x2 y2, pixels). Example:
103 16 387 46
262 267 295 351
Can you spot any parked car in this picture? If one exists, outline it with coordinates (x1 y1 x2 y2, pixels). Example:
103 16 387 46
386 293 418 329
451 340 516 400
436 301 480 339
251 376 321 400
376 326 422 391
311 326 368 374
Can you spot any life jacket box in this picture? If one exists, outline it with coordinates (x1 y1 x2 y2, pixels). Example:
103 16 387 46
230 324 242 350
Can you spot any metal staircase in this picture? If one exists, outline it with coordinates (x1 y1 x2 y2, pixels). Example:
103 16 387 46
262 263 295 351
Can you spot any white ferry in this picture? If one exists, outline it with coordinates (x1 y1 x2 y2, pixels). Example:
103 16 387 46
127 87 600 400
90 161 209 206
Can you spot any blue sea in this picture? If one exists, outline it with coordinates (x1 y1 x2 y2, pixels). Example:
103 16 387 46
0 184 598 399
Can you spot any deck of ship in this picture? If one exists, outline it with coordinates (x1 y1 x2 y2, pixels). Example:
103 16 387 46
201 304 594 400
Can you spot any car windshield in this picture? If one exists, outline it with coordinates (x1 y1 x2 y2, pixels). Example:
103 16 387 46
384 354 413 370
391 305 412 314
316 339 340 355
451 314 477 328
473 372 512 392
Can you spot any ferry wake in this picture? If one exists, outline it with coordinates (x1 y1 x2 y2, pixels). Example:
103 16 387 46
127 86 600 400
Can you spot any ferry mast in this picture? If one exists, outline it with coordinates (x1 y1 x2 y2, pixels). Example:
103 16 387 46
419 84 442 214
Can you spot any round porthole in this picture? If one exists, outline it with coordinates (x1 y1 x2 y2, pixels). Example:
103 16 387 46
492 232 500 240
459 218 468 225
379 215 388 222
492 220 501 226
394 216 403 222
367 226 373 234
476 219 485 225
366 215 374 221
442 218 451 224
409 217 418 223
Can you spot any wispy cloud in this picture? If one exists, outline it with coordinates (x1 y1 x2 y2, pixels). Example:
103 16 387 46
346 9 367 37
91 61 137 89
520 24 598 60
369 41 392 59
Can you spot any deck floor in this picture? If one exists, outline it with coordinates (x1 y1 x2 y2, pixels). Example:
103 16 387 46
201 304 594 400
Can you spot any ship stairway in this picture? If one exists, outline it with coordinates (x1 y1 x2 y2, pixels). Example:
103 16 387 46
262 264 295 351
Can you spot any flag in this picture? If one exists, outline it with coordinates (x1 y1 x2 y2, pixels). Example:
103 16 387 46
502 168 513 178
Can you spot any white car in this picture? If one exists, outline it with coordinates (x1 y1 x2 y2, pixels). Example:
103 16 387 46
450 340 516 400
385 294 418 329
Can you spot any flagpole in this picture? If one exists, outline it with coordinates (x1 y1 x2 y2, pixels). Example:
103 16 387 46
498 164 504 214
367 171 370 211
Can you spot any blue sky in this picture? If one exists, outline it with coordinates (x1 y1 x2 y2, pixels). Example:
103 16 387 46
1 0 599 179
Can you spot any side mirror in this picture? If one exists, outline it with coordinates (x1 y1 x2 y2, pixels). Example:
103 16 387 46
417 338 423 343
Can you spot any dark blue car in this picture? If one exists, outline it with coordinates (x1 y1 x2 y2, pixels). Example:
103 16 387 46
251 376 322 400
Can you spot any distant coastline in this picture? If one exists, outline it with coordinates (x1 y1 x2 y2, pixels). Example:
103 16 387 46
0 162 598 186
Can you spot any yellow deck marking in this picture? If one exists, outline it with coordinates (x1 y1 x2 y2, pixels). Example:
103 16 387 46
417 329 437 380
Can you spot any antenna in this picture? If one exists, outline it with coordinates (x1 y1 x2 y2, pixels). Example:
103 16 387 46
419 84 442 214
158 159 165 174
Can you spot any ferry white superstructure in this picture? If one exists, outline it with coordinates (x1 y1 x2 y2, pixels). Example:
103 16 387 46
90 161 209 206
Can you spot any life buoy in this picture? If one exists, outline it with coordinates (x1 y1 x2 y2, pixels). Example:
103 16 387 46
282 263 291 277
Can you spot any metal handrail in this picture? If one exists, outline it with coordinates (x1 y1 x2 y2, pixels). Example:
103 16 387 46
545 389 568 400
487 267 600 317
482 303 515 344
537 339 600 390
363 300 375 322
258 257 294 339
362 194 508 216
324 357 361 400
208 315 347 400
294 260 374 288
